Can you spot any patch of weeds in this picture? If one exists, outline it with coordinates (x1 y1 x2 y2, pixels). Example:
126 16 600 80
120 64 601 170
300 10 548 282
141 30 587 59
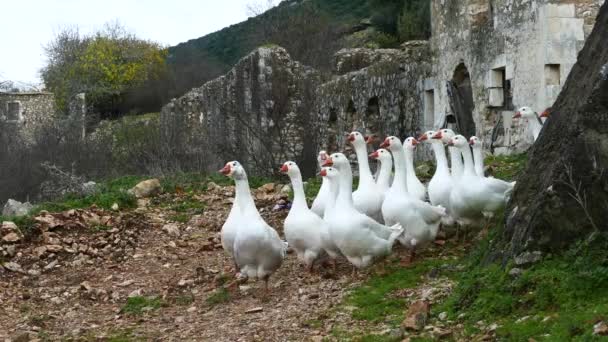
485 153 527 181
0 215 36 237
437 227 608 341
168 196 205 214
121 296 163 315
29 314 53 327
345 258 446 325
161 173 209 193
205 288 230 306
174 294 195 306
170 213 189 223
91 224 111 232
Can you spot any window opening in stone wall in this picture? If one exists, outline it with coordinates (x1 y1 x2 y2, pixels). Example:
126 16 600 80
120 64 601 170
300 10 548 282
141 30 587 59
346 100 358 131
545 64 561 86
365 96 381 134
7 101 21 121
328 108 337 123
488 67 505 107
424 90 435 129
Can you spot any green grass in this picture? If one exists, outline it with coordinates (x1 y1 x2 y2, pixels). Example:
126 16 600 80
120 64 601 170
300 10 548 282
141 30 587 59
174 294 195 306
205 288 230 306
345 258 448 325
170 213 190 223
0 215 36 237
485 153 527 181
437 226 608 341
120 296 163 315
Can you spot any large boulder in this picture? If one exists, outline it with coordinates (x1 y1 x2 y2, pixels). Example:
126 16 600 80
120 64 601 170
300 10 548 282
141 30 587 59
494 2 608 261
2 199 33 217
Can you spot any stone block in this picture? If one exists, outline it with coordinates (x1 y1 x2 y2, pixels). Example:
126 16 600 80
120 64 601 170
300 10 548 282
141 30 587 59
487 69 504 88
423 78 435 91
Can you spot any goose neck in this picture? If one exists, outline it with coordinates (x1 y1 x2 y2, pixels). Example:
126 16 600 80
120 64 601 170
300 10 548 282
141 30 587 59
377 159 392 190
234 177 257 214
404 148 417 179
353 143 374 185
472 147 484 177
449 146 463 177
389 148 408 193
337 164 355 207
460 146 477 177
289 173 308 210
431 142 449 174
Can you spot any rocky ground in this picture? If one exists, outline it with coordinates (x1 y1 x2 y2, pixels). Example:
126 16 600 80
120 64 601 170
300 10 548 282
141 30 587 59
1 180 469 342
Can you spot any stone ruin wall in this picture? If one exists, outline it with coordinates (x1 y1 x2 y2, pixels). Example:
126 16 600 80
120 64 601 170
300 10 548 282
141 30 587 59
430 0 604 154
160 47 322 177
161 0 605 176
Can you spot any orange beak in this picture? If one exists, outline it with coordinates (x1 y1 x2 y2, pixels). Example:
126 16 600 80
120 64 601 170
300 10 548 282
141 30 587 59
468 139 475 146
432 131 443 139
364 135 376 144
540 109 550 118
280 164 288 173
411 139 419 146
418 134 427 141
379 138 390 148
319 169 327 177
447 139 455 146
322 157 333 167
369 151 380 159
219 164 231 175
513 111 522 119
347 133 356 142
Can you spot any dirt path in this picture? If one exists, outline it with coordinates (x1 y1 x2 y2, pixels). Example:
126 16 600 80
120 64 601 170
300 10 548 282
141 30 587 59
1 184 394 341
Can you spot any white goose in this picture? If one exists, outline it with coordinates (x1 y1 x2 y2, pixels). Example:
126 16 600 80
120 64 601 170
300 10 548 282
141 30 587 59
369 148 392 196
419 130 455 226
311 150 331 217
280 161 331 273
380 137 446 262
219 161 287 295
469 136 485 177
448 136 515 227
349 131 384 222
322 153 404 271
433 128 463 179
513 106 543 142
403 137 426 201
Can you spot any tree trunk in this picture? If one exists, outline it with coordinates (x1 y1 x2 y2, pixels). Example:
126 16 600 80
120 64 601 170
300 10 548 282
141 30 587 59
494 2 608 263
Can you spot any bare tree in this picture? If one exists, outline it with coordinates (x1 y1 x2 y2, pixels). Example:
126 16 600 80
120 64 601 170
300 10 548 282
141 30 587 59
245 0 280 17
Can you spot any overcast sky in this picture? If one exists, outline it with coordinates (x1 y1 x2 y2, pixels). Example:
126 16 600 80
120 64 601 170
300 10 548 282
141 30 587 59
0 0 255 84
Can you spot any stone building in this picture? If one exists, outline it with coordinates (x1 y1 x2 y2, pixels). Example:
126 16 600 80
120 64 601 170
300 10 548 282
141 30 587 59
0 91 55 135
161 0 605 176
427 0 604 154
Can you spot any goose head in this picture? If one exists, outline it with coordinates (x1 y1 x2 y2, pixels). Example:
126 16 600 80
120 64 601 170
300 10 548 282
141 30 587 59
219 161 247 180
417 130 435 143
319 166 340 180
403 137 419 151
447 135 469 150
513 106 536 119
347 131 367 148
469 136 482 149
540 107 551 118
322 152 349 171
432 128 456 145
365 133 379 145
369 148 391 163
379 136 404 152
279 161 301 177
317 150 329 168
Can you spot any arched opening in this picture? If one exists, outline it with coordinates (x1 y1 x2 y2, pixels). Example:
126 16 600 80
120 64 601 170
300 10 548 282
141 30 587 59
447 63 476 137
365 96 381 135
327 107 338 153
345 99 359 131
